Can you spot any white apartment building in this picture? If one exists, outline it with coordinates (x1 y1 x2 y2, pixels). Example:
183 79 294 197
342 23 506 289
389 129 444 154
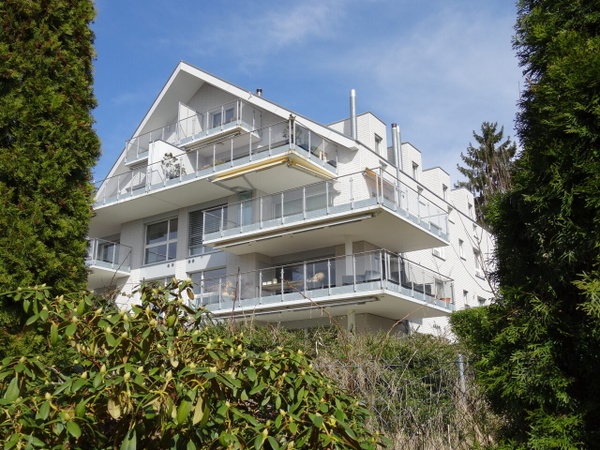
87 62 493 335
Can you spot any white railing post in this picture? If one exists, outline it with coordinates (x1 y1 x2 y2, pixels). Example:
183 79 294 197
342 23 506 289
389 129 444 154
259 197 263 229
249 127 253 162
111 242 117 269
258 270 263 304
268 126 272 155
239 202 244 232
302 187 306 220
220 208 225 237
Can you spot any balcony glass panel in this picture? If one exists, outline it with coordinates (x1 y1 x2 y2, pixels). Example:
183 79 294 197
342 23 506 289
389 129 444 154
189 249 454 312
202 168 449 241
86 238 132 273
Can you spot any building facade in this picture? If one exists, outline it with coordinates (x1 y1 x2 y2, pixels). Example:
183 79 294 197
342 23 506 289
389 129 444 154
87 62 493 335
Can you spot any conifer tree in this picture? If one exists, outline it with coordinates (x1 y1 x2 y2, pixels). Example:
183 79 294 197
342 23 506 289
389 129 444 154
455 122 516 226
451 0 600 447
0 1 100 333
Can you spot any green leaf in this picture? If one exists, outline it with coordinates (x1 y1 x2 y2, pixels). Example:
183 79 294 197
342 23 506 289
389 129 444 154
254 433 265 450
176 390 196 425
50 323 58 345
5 433 19 449
186 440 197 450
4 377 19 402
75 399 86 418
66 421 82 439
310 413 323 427
246 366 257 382
25 314 39 326
65 323 77 337
267 436 280 450
106 333 116 347
120 428 137 450
77 299 85 316
37 401 50 420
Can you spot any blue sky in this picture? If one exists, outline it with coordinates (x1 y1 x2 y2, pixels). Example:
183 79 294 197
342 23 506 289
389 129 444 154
91 0 522 184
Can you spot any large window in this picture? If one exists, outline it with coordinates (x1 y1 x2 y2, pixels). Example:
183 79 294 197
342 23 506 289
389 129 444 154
189 207 226 255
144 218 178 264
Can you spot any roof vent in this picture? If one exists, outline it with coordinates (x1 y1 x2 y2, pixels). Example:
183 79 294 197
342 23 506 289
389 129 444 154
256 88 263 97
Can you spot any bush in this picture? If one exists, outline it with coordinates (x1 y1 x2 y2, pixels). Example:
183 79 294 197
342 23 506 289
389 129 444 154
0 281 383 449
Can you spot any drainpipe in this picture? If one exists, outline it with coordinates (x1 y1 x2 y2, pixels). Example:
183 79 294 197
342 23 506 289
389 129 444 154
350 89 357 140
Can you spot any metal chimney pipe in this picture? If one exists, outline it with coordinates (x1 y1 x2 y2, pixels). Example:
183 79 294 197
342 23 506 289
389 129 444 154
392 123 403 180
350 89 357 140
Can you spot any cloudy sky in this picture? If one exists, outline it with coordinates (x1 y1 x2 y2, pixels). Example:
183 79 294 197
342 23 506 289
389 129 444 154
92 0 523 184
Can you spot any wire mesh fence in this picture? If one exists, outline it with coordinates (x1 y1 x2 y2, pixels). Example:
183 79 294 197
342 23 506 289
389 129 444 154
315 351 498 449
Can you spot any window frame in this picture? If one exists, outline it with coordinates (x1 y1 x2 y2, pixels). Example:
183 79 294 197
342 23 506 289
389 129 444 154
144 217 178 265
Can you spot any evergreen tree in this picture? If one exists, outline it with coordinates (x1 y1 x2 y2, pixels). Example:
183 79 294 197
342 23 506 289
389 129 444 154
455 121 516 226
0 1 100 334
451 0 600 447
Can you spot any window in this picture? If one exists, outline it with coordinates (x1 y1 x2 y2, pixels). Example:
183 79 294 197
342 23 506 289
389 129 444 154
98 241 119 264
463 290 469 306
474 249 484 278
458 239 465 259
144 218 178 264
468 202 474 219
442 184 448 201
188 209 219 256
432 246 445 259
212 107 235 128
374 134 382 154
477 296 486 306
412 162 419 180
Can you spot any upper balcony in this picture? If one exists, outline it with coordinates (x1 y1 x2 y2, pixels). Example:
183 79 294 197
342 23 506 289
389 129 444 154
123 99 258 166
188 249 454 323
86 238 132 290
201 168 449 256
91 117 340 235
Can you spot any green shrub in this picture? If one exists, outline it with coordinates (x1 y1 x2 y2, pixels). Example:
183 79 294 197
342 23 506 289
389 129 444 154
0 281 383 449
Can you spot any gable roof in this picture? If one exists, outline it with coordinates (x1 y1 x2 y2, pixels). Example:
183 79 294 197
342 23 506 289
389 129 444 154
103 61 358 181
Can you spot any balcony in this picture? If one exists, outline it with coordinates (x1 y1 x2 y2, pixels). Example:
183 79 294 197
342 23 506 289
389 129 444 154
123 99 257 166
201 168 449 256
86 238 132 290
91 118 340 236
188 249 454 323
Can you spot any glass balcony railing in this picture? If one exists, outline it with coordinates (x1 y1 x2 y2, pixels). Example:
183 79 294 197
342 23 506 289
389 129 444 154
94 118 339 206
202 168 449 242
124 99 253 163
86 238 132 273
188 249 454 313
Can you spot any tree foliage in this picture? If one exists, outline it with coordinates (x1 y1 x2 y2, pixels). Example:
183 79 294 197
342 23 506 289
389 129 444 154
0 280 383 449
455 122 517 225
0 0 100 332
451 0 600 447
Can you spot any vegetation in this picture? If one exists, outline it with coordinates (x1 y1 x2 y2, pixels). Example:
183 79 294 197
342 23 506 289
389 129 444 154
451 0 600 447
0 280 383 449
455 121 517 226
0 1 100 339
